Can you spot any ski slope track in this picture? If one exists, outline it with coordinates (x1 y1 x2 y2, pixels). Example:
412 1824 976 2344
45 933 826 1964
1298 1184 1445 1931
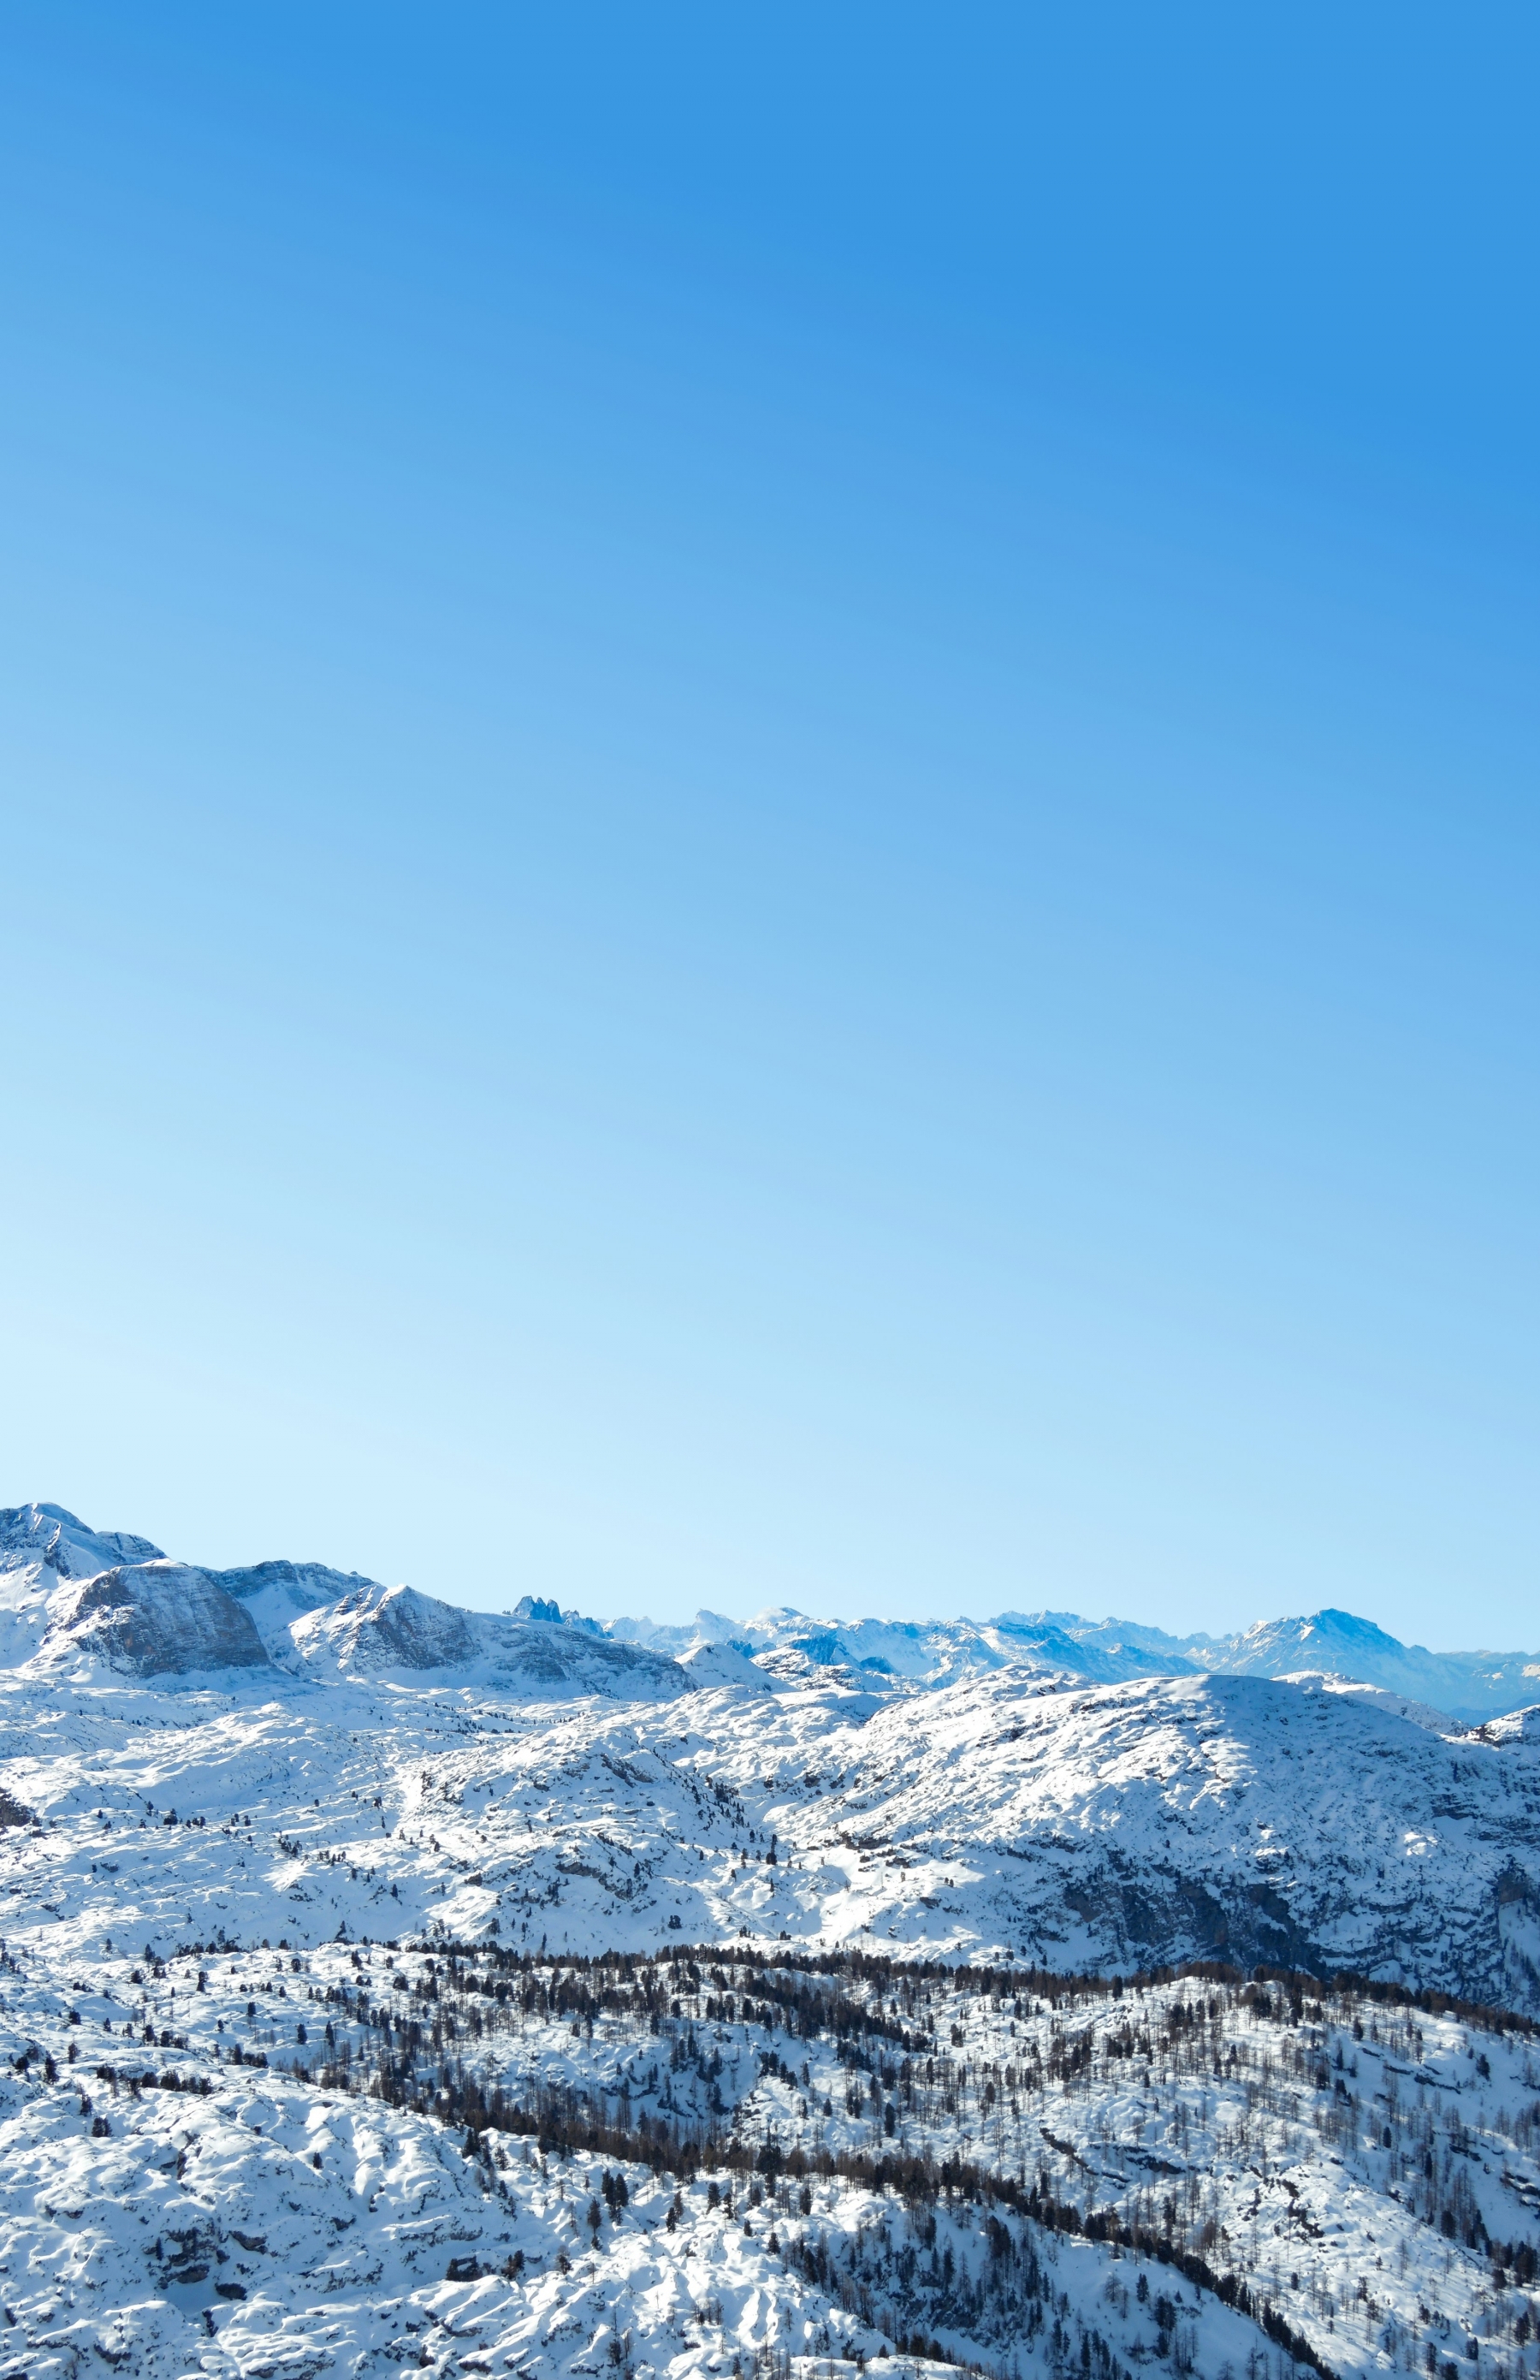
1 1503 1537 2380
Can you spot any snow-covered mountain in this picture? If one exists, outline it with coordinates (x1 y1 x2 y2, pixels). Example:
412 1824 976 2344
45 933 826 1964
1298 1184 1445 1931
0 1498 165 1578
1194 1605 1540 1720
611 1605 1199 1688
0 1507 691 1698
287 1578 689 1697
0 1501 171 1669
3 1635 1537 2012
612 1597 1540 1718
3 1499 1540 2377
210 1557 383 1656
1 1652 1537 2374
6 1501 1537 1716
5 1499 1540 2013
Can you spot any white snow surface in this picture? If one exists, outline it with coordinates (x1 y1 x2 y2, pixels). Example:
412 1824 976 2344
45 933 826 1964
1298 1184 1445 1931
3 1659 1537 2012
607 1605 1540 1723
2 1939 1537 2380
1270 1672 1466 1738
3 1505 1540 2377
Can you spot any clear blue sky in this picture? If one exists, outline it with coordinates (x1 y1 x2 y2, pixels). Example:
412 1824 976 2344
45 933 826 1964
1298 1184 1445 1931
3 6 1536 1646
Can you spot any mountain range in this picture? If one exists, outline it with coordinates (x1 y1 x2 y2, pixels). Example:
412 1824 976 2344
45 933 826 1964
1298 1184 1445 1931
1 1495 1538 2015
5 1499 1537 1721
3 1499 1538 2375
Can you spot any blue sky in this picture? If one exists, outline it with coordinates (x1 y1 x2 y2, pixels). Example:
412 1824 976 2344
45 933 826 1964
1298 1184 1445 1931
3 6 1536 1644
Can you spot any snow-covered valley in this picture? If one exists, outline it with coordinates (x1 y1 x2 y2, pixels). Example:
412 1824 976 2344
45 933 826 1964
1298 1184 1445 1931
1 1503 1538 2380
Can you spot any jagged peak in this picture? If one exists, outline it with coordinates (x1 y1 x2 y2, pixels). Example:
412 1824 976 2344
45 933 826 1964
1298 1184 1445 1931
0 1500 166 1580
6 1500 1540 1720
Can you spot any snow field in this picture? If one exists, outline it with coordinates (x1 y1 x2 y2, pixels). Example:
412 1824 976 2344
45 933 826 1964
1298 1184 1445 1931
0 2045 1319 2380
5 1924 1535 2380
2 1665 1537 2016
1 1505 1538 2379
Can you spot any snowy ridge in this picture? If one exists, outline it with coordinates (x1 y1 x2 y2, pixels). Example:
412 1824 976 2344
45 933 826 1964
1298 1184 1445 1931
3 1663 1537 2008
4 1505 1538 1717
613 1609 1201 1690
0 1499 166 1580
288 1581 690 1697
1191 1611 1540 1724
610 1604 1540 1722
3 1501 1540 2376
1270 1671 1466 1736
211 1558 383 1659
0 1511 692 1698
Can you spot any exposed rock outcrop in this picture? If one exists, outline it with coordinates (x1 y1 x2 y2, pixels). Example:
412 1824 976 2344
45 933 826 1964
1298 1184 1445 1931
40 1563 271 1677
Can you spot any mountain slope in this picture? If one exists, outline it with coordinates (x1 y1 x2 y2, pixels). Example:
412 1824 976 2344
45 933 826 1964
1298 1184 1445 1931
288 1580 690 1697
8 1500 1540 1716
3 1657 1537 2010
0 1499 166 1578
5 1935 1533 2380
1198 1605 1540 1719
36 1562 272 1678
212 1558 385 1659
13 1943 1525 2380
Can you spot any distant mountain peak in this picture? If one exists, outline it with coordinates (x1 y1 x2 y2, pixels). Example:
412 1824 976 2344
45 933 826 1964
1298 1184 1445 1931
0 1500 166 1580
4 1500 1539 1722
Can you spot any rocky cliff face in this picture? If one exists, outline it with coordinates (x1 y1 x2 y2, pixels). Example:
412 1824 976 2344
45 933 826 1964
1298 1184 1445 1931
287 1579 688 1697
0 1500 164 1579
211 1558 390 1659
38 1562 270 1677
